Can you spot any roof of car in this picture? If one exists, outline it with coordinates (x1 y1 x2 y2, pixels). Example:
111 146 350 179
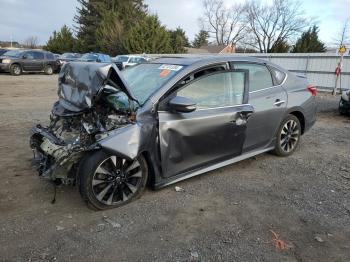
150 55 267 66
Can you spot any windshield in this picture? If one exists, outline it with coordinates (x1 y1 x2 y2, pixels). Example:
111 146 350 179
122 63 184 105
3 50 24 58
115 56 129 62
80 53 98 61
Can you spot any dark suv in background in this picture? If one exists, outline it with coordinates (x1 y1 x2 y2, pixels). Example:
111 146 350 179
0 49 58 76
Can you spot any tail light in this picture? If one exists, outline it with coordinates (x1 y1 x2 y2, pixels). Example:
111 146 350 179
307 85 317 96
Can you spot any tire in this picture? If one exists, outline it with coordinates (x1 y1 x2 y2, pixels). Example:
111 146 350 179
272 114 301 157
339 100 347 115
10 64 22 76
44 65 53 75
79 150 148 210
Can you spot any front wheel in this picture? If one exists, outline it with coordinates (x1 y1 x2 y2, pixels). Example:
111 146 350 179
10 64 22 76
79 151 148 210
272 115 301 157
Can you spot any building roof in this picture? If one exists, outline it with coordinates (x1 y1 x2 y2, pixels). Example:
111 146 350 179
186 45 231 54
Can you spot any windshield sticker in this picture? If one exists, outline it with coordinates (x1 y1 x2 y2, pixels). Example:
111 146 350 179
158 64 183 71
160 69 171 77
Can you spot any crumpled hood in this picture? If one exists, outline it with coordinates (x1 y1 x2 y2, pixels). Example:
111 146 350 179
58 62 138 112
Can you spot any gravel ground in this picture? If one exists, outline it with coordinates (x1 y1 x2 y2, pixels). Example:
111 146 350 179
0 74 349 262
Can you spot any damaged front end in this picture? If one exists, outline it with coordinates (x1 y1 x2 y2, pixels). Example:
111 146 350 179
30 62 139 184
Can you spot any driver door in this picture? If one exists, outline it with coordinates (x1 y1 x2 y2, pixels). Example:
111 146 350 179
158 70 253 178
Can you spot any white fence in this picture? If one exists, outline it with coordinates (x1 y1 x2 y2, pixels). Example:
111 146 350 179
236 53 350 91
149 53 350 91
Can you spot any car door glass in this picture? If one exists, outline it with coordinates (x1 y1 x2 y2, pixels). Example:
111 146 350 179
270 67 286 85
177 71 245 108
33 52 44 60
129 57 137 63
24 52 35 59
234 63 273 92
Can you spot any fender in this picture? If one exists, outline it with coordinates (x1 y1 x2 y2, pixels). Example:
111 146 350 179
98 124 143 160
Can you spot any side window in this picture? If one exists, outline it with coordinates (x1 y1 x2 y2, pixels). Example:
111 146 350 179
177 71 245 109
24 51 35 59
234 63 273 92
270 67 286 85
33 52 44 60
178 65 226 86
129 57 137 63
46 53 54 60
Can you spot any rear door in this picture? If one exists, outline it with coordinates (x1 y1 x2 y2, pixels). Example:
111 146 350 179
158 69 252 178
231 62 288 152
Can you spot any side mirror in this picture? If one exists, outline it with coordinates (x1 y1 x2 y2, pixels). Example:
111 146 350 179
96 58 102 63
22 54 27 59
168 96 197 113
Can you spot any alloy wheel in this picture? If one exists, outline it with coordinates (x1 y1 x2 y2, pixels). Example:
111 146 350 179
280 119 299 153
91 156 142 205
13 65 21 75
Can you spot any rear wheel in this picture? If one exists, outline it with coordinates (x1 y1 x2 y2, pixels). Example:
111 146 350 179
44 65 53 75
273 115 301 157
79 151 148 210
10 64 22 76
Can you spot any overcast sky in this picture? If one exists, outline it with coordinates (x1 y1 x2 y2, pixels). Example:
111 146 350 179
0 0 348 47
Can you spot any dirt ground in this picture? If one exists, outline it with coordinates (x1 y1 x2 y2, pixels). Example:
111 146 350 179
0 73 349 262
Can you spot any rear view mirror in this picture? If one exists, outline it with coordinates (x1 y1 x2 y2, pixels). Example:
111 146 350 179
169 96 196 113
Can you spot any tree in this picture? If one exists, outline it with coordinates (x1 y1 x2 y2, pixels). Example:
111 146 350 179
199 0 245 45
169 27 189 53
244 0 307 53
334 19 350 48
292 26 326 53
74 0 100 52
74 0 148 53
269 39 291 53
44 25 76 54
23 36 39 49
123 15 173 54
192 30 209 48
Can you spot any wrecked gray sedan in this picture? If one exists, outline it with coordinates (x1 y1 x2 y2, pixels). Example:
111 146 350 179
30 56 317 210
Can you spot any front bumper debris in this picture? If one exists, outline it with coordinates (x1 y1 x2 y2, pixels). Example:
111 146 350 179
30 125 90 182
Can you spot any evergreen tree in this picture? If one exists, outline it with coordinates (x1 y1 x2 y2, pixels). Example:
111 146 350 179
44 25 76 54
74 0 100 52
123 15 173 54
292 26 326 53
192 30 209 48
74 0 148 53
269 39 291 53
169 27 190 53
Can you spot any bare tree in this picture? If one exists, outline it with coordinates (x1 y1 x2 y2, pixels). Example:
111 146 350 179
335 19 350 47
23 36 39 49
332 19 350 95
198 0 246 46
244 0 307 53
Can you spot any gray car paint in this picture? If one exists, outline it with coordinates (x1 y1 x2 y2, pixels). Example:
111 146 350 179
76 56 316 188
32 56 316 188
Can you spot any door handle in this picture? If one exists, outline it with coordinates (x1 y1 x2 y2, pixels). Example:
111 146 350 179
274 99 285 106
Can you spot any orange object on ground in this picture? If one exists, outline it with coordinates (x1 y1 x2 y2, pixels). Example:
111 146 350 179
267 230 293 251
